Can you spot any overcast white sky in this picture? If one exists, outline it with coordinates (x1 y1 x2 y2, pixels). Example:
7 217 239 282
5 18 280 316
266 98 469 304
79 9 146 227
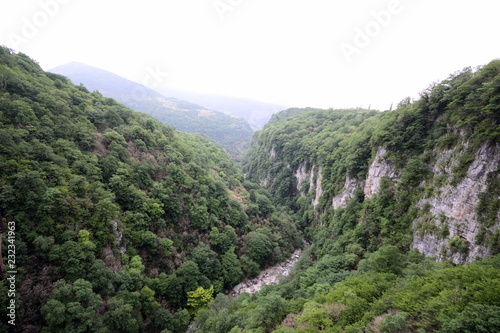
1 0 499 110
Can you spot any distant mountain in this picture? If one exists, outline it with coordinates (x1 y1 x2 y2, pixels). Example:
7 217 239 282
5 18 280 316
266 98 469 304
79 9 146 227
154 87 287 130
50 62 254 159
0 47 303 332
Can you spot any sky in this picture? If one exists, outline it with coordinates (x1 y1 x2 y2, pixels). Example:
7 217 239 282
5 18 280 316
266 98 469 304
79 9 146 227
0 0 499 111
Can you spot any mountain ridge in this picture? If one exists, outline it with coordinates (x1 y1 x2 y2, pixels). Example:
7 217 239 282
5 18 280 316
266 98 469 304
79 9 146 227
50 62 254 159
0 47 302 332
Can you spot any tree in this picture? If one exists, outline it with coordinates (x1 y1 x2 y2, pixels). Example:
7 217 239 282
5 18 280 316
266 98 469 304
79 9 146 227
368 245 404 275
5 100 37 126
177 260 203 293
49 241 95 281
141 285 159 317
256 194 274 217
172 309 190 333
104 292 144 333
191 204 210 230
380 311 411 333
295 302 334 331
159 238 173 256
77 229 96 251
187 285 214 314
245 293 286 330
245 232 272 266
163 274 184 307
87 259 115 297
41 279 104 333
440 304 500 333
33 235 54 259
140 231 158 253
240 255 260 278
222 247 243 288
153 307 175 331
190 244 221 283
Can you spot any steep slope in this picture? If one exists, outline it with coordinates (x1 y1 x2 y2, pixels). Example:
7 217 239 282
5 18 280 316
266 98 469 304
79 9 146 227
50 62 254 159
243 61 500 264
0 47 302 332
189 60 500 333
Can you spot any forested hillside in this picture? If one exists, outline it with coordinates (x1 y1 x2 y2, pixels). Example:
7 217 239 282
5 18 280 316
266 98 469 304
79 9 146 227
50 62 254 160
1 45 500 333
187 60 500 332
0 47 302 333
243 61 500 260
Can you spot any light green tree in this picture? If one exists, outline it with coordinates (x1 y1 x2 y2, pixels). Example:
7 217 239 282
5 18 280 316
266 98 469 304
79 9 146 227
187 285 214 314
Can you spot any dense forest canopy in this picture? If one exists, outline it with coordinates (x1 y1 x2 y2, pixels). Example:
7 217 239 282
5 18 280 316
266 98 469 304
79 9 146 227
0 46 301 333
1 46 500 333
230 59 500 332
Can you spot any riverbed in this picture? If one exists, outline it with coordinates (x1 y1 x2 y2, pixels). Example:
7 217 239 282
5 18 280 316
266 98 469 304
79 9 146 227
228 247 304 297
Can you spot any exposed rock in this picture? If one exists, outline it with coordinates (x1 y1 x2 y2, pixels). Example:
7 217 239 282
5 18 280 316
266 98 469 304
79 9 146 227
364 146 399 199
295 163 310 197
330 146 397 210
229 247 304 297
332 176 364 210
270 146 277 159
112 219 126 255
294 163 323 207
411 141 500 264
312 167 323 207
259 174 270 187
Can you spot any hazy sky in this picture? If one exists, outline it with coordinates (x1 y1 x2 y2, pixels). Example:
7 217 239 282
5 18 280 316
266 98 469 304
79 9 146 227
1 0 499 110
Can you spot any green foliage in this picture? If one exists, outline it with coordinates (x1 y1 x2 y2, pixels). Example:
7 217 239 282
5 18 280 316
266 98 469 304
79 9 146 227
366 245 404 275
41 279 104 333
49 241 95 281
392 263 500 329
0 47 302 331
141 285 159 317
245 231 273 266
440 303 500 333
380 311 411 333
104 291 144 333
190 244 222 283
295 302 335 330
187 285 214 314
222 247 243 288
243 108 380 207
4 46 500 333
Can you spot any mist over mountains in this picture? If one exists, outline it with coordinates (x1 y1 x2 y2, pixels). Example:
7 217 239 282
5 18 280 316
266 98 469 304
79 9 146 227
50 62 258 159
1 45 500 333
153 87 287 130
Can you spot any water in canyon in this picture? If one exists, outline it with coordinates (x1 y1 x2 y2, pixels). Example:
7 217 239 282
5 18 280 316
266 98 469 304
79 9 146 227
228 246 305 297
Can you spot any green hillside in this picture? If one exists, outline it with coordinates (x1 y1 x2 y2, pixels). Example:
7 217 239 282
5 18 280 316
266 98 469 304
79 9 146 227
0 47 301 332
1 46 500 333
193 60 500 332
50 62 254 160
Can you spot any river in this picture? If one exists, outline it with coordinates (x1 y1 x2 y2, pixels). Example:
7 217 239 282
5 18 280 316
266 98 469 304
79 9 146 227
228 246 305 297
187 246 307 332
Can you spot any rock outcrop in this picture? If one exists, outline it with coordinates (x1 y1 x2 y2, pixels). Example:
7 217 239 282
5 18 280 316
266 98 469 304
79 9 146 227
332 176 363 210
364 146 399 199
411 142 500 264
321 142 499 263
330 146 398 209
295 163 323 207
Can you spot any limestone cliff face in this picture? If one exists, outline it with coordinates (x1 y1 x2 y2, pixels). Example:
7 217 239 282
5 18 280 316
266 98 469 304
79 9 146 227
364 146 399 199
253 138 499 264
332 176 363 210
295 163 323 207
323 143 499 263
411 142 500 264
331 146 398 209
